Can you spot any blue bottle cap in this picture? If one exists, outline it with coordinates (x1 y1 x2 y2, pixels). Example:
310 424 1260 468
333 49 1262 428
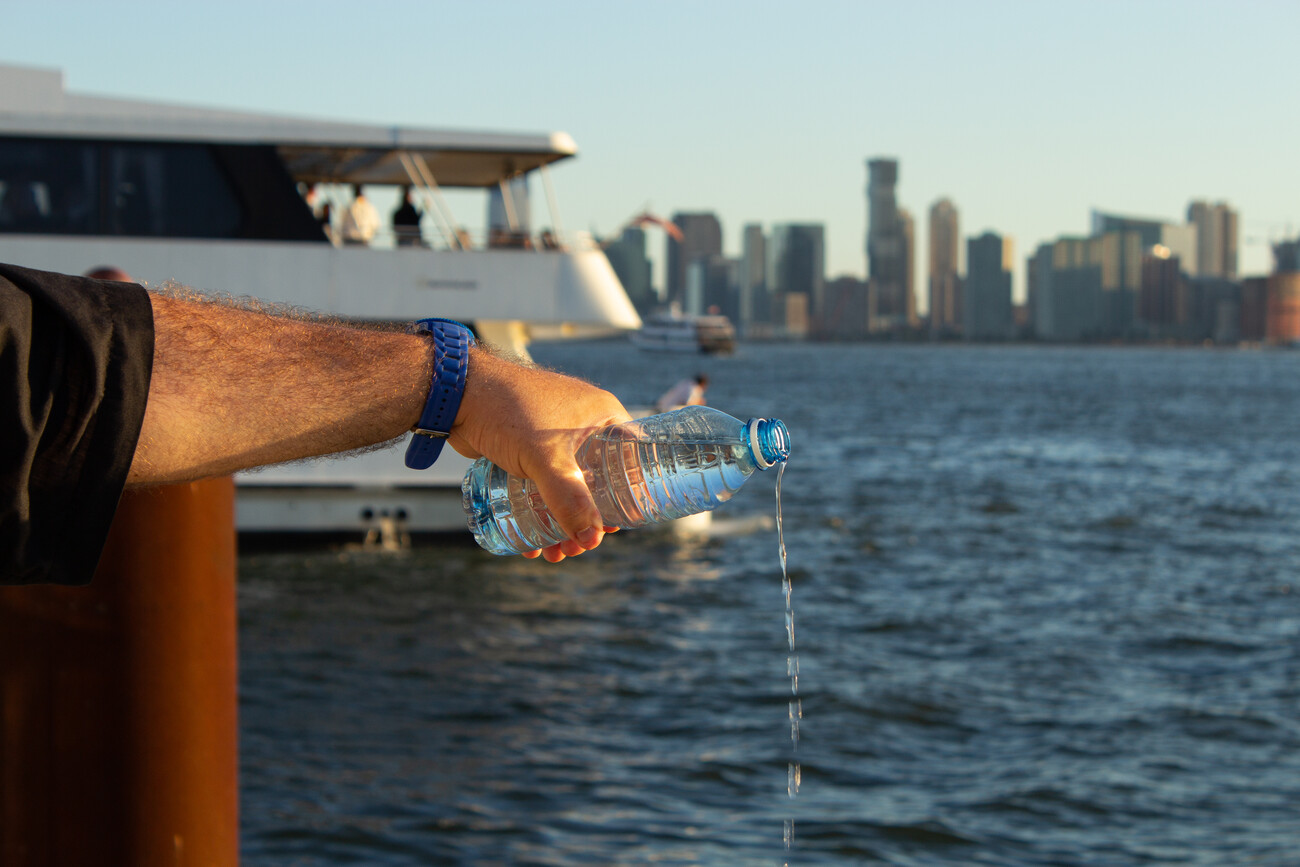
747 418 791 469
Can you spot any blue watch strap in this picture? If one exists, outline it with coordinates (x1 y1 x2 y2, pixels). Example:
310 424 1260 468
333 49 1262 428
405 318 475 470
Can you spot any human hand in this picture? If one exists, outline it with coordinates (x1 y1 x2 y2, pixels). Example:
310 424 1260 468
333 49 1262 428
448 347 631 561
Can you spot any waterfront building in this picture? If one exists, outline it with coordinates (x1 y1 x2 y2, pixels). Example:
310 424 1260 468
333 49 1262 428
1160 224 1199 277
783 292 810 338
964 232 1014 341
1012 302 1031 334
1274 238 1300 273
1090 208 1234 337
684 254 735 320
901 208 917 327
739 223 768 330
1097 229 1144 337
1026 243 1050 335
769 223 825 332
865 158 913 331
1036 228 1196 342
1091 210 1197 272
1241 277 1268 342
824 275 870 339
1265 274 1300 343
1139 246 1185 337
1187 200 1239 279
666 212 722 307
1185 277 1242 343
603 225 654 314
928 198 961 337
1033 237 1104 341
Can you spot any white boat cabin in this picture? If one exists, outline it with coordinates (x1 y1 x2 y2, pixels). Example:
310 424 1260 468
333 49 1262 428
0 63 641 543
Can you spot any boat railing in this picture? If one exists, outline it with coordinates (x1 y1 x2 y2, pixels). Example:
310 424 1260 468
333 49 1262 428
395 151 573 255
312 150 582 256
326 223 592 254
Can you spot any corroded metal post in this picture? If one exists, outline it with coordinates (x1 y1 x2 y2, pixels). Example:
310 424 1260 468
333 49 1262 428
0 477 239 866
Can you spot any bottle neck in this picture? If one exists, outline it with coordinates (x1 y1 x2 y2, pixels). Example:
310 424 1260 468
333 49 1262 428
747 418 791 469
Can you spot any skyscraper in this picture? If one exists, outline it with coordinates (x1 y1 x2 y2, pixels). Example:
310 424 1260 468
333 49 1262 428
768 223 825 335
865 158 912 331
603 226 653 314
683 254 734 319
823 275 870 338
964 232 1014 340
739 223 767 329
1187 200 1239 279
1034 237 1104 341
1139 246 1185 335
666 212 723 307
900 209 916 326
928 198 961 336
1097 230 1144 336
1027 242 1050 333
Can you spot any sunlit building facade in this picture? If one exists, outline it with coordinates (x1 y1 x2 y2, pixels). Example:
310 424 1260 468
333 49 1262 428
1187 200 1239 280
1267 273 1300 344
928 198 961 337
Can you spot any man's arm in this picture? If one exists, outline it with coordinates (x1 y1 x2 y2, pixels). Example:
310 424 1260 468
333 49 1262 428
130 291 630 561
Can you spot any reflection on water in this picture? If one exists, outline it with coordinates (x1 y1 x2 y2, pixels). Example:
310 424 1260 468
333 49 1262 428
242 343 1300 866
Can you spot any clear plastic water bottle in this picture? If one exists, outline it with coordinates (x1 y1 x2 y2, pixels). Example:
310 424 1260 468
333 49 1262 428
462 406 791 555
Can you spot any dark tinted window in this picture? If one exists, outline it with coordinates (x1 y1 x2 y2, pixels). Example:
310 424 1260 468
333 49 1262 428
106 143 242 237
0 139 98 234
0 138 245 238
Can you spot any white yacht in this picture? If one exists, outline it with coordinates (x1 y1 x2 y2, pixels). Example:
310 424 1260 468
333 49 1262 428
632 308 736 355
0 63 641 544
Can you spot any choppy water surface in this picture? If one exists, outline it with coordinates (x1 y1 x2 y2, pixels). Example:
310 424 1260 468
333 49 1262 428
240 343 1300 865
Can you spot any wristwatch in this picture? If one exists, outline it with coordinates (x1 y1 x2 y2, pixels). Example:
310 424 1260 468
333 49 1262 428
405 318 475 469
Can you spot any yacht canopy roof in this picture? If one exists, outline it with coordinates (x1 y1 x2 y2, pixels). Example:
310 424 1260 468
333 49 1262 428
0 63 577 187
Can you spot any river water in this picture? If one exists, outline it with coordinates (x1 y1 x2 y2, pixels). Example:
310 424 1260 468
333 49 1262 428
239 342 1300 866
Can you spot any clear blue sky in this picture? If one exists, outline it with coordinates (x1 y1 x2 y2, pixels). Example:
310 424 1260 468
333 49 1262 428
4 0 1296 306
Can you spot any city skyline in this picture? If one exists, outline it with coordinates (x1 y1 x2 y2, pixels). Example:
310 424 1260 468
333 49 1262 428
2 0 1296 308
636 196 1291 344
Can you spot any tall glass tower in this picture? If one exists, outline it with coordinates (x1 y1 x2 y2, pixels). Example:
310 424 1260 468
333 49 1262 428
928 198 960 336
866 158 913 330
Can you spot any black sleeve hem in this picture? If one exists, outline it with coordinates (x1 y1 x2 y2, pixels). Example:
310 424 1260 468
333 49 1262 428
0 263 155 586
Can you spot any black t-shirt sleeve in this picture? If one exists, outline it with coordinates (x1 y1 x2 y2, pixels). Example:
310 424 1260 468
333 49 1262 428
0 263 155 585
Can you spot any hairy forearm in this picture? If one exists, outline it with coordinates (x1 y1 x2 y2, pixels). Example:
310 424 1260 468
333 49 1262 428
127 292 432 485
126 286 631 560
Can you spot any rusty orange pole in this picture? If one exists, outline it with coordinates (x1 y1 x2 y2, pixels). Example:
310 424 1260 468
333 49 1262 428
0 477 239 867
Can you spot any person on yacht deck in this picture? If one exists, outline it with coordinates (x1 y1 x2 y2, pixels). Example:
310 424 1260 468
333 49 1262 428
340 184 380 245
392 187 423 247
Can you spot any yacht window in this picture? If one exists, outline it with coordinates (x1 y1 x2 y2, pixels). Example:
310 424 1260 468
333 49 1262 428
107 143 243 238
0 139 98 234
0 138 245 238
